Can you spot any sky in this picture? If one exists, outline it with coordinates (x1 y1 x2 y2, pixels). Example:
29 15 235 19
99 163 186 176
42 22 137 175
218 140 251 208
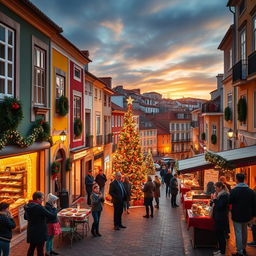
31 0 232 99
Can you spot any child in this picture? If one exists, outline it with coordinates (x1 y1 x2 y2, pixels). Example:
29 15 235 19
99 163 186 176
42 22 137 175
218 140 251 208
45 193 61 256
90 184 104 237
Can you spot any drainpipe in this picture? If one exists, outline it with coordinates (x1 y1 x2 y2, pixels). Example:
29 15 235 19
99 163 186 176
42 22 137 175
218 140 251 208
229 6 237 149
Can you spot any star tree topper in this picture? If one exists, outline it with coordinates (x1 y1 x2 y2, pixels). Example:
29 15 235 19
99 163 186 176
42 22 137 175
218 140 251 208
127 96 134 105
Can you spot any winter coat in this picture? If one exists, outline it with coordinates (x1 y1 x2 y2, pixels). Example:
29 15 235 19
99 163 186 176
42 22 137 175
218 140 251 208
90 193 104 212
95 174 107 188
143 181 155 199
45 202 58 224
85 175 95 193
229 184 256 223
109 180 127 205
164 173 173 185
24 201 56 243
153 180 161 198
170 177 178 195
0 213 16 242
123 182 132 201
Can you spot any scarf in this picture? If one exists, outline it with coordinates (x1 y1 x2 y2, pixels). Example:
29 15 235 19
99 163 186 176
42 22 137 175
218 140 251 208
235 183 248 188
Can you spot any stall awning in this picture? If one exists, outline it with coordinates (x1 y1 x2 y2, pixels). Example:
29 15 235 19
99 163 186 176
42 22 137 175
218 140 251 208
178 145 256 173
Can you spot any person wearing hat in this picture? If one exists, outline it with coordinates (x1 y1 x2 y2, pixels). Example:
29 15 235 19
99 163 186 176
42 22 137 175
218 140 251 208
85 170 95 206
45 193 61 256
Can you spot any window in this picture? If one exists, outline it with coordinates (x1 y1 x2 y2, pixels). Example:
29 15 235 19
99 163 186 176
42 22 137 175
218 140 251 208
56 74 65 98
181 124 184 130
94 88 97 99
172 133 174 141
254 91 256 128
181 133 184 140
171 144 174 152
240 29 246 61
85 82 92 96
229 48 232 69
253 16 256 51
33 46 46 105
74 65 81 81
117 116 121 127
176 133 179 141
108 95 111 107
227 93 232 119
176 123 179 130
104 94 107 106
99 90 101 100
96 115 101 135
212 124 217 135
0 23 14 98
73 95 81 120
112 116 114 127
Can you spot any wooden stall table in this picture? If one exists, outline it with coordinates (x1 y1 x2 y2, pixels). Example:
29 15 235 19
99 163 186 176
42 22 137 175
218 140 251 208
187 209 217 248
58 207 91 247
180 184 191 202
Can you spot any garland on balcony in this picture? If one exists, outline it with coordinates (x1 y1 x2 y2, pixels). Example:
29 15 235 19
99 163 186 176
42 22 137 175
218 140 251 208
56 96 69 116
224 106 231 121
74 118 83 137
0 97 23 132
211 134 217 145
66 157 72 172
237 98 247 122
205 152 235 170
201 132 206 141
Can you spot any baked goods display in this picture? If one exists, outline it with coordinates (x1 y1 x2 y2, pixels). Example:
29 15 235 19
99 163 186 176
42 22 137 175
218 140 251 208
181 174 200 188
58 208 90 218
0 161 27 217
191 202 211 217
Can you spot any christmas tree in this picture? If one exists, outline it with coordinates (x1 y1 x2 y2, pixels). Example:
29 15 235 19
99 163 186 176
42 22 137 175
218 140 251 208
144 149 156 175
112 97 146 204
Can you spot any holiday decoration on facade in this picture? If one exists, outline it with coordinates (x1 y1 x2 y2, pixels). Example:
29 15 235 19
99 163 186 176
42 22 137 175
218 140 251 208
66 157 72 172
237 97 247 122
74 118 83 137
224 106 231 121
112 96 146 205
56 95 69 116
144 149 155 175
205 151 235 171
201 132 206 141
51 161 61 179
211 134 217 145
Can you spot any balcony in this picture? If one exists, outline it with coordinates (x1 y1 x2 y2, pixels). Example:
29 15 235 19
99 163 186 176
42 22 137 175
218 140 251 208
232 59 247 82
104 133 113 144
172 138 192 143
85 135 93 148
248 51 256 76
96 135 103 146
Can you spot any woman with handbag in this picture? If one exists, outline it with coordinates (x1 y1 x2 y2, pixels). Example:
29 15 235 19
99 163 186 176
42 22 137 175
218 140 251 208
211 182 229 256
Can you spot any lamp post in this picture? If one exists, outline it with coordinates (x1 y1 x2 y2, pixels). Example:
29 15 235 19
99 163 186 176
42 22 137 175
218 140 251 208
227 128 234 150
59 130 67 143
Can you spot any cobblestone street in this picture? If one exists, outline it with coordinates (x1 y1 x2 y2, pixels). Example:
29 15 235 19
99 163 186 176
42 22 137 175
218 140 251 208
10 186 256 256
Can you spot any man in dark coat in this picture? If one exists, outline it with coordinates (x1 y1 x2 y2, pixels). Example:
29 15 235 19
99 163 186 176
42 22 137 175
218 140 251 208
164 169 173 197
170 174 179 207
85 170 95 205
230 173 256 256
95 169 107 195
24 191 56 256
109 172 127 230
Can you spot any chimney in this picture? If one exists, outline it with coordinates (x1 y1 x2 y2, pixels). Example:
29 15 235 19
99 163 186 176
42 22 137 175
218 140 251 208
99 77 112 88
81 50 90 71
216 74 223 90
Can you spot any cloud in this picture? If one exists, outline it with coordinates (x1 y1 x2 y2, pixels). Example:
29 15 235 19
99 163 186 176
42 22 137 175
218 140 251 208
31 0 232 99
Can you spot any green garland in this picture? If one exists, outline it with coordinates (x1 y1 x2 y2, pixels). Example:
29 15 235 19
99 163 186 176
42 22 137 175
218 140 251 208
32 118 50 142
51 161 61 175
74 118 83 137
66 157 72 172
56 96 69 116
237 98 247 122
201 132 206 141
211 134 217 145
205 151 235 170
224 106 231 121
0 97 23 133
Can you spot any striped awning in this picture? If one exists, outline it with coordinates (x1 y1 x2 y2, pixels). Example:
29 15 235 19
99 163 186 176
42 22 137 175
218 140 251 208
178 145 256 173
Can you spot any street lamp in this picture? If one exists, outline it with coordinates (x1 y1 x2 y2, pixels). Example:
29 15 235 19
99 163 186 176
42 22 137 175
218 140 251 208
227 128 234 139
59 130 67 143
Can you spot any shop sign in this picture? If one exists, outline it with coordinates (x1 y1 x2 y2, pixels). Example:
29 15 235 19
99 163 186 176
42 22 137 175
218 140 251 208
94 152 104 160
18 205 27 232
104 155 110 163
73 150 88 160
204 169 219 191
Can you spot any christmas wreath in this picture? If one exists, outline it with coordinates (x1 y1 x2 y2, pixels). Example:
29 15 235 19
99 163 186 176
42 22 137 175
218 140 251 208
74 118 83 137
201 132 206 141
211 134 217 145
51 161 61 178
224 106 231 121
0 97 23 133
237 98 247 122
56 96 69 116
32 118 50 142
66 157 72 172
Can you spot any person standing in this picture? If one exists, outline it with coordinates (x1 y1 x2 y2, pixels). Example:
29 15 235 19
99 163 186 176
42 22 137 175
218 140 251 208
109 172 127 230
170 174 179 208
45 193 61 256
0 202 16 256
142 176 155 218
123 176 132 214
90 183 104 237
85 170 95 206
160 165 166 184
247 186 256 247
211 182 229 256
164 169 173 197
219 176 231 192
153 175 161 209
230 173 256 256
95 169 107 195
24 191 56 256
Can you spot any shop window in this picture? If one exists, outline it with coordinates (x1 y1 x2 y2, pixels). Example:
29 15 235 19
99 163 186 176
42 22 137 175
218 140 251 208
0 23 15 98
55 74 65 98
74 65 81 82
72 160 82 201
33 46 46 105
